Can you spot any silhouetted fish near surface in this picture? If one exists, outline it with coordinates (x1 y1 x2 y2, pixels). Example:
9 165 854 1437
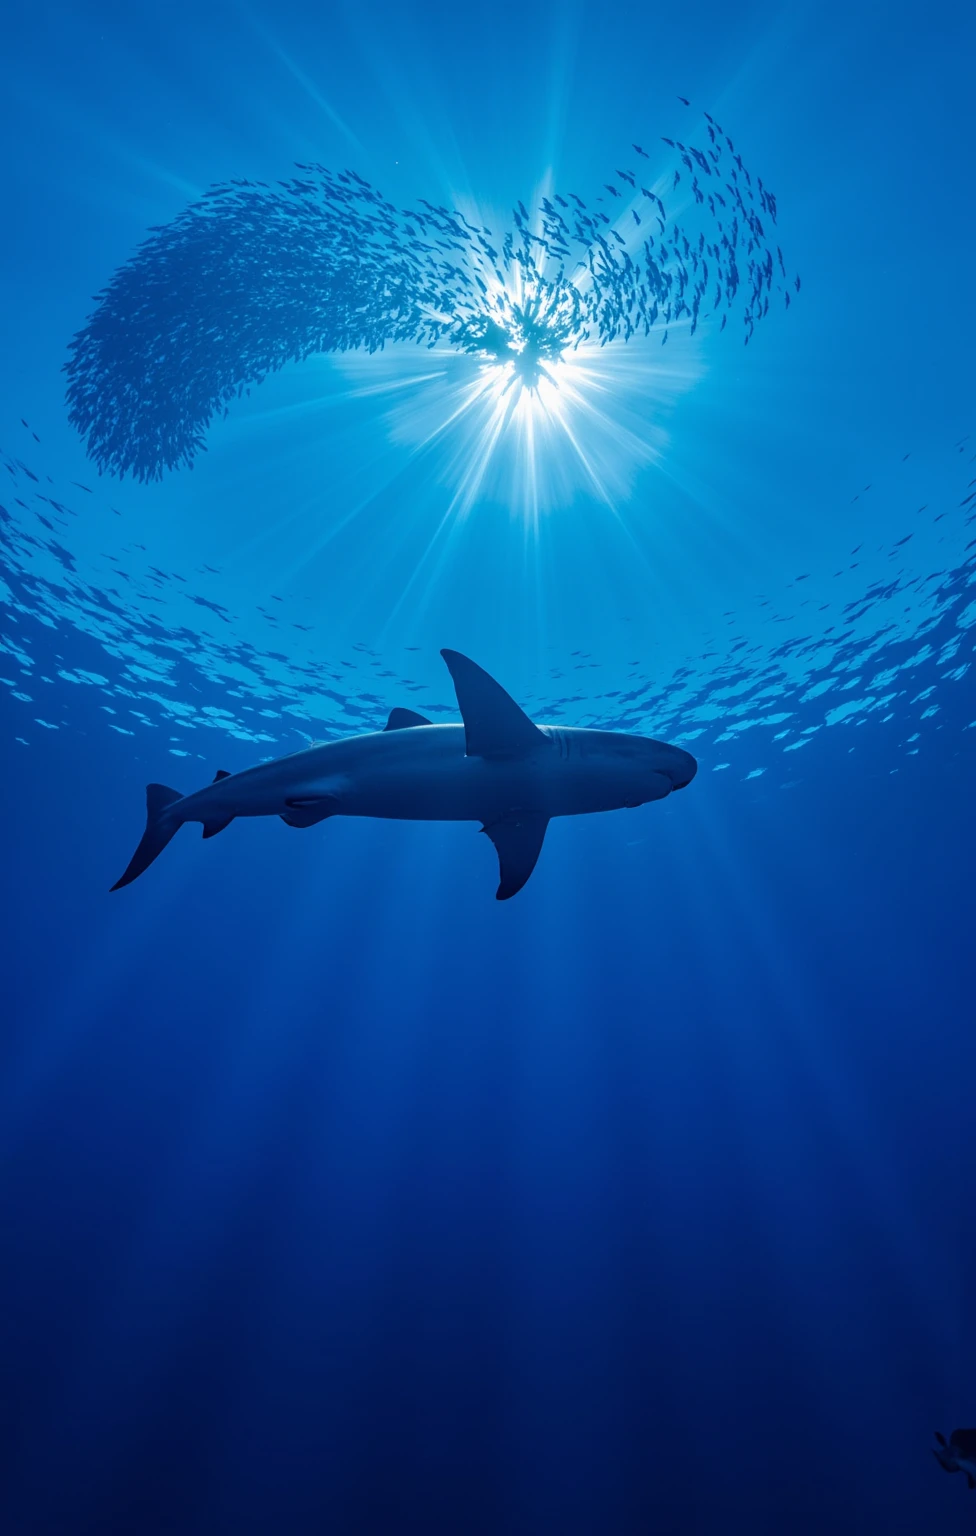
111 650 697 901
63 124 798 481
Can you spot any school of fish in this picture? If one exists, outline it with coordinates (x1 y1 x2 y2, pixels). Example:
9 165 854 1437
64 106 799 482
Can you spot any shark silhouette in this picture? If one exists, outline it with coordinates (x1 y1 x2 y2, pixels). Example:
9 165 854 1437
112 649 697 900
933 1430 976 1489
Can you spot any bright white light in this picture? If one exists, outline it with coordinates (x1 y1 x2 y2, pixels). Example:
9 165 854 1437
331 259 704 524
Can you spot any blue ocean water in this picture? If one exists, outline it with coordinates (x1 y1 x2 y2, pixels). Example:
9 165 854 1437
1 1 975 1531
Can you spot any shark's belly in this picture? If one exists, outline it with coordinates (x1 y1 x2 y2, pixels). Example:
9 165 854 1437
338 753 624 822
340 755 515 820
179 733 637 827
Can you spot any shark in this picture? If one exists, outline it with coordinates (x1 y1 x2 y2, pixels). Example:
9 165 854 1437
111 648 697 900
933 1430 976 1489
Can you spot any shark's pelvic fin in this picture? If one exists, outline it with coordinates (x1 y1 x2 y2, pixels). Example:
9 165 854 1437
384 707 432 730
441 649 550 759
202 770 235 836
279 794 340 829
111 783 183 890
482 813 549 900
202 817 233 839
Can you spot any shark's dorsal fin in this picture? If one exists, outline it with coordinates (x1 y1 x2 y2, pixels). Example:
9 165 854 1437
213 769 231 781
482 814 549 900
384 707 432 731
441 649 550 759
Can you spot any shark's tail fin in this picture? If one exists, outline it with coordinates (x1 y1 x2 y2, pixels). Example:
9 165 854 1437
111 783 183 890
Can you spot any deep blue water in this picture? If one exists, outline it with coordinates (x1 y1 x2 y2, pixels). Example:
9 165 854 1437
2 2 975 1532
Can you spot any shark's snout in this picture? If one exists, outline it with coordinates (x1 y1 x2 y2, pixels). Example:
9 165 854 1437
637 737 698 797
666 746 698 791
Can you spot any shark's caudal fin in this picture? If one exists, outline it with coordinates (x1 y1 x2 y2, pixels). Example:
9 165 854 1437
440 649 550 758
111 784 183 890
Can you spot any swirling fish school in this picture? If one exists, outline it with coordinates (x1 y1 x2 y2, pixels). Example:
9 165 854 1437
64 111 796 483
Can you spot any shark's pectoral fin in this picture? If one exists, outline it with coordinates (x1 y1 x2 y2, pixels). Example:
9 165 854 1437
280 794 340 829
482 813 549 900
441 649 551 759
384 707 432 730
